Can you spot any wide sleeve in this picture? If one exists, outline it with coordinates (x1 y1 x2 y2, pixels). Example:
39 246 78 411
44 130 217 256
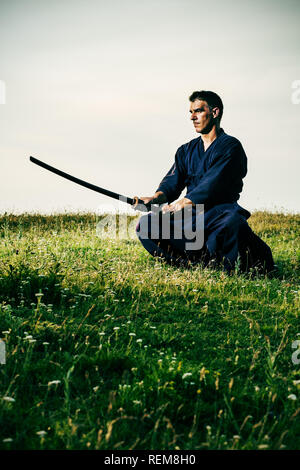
155 146 187 203
185 141 247 206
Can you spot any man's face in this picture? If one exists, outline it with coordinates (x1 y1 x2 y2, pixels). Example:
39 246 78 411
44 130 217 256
189 99 216 134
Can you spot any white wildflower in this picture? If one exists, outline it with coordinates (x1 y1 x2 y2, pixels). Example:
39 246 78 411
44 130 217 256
182 373 192 379
48 380 61 386
287 394 297 401
36 430 47 437
3 397 15 403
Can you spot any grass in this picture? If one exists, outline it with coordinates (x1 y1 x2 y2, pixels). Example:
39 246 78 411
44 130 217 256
0 211 299 450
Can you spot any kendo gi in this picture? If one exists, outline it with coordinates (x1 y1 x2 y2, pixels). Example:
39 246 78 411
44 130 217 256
136 129 274 273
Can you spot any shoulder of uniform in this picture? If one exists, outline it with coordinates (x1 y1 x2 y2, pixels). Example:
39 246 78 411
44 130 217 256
220 131 243 149
179 136 201 154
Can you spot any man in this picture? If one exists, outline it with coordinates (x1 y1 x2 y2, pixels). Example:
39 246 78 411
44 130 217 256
135 90 274 273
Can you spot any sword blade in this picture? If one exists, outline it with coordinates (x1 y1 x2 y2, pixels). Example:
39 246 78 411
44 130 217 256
29 156 148 209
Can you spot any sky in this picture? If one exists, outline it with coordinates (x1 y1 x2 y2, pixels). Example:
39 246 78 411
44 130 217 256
0 0 299 214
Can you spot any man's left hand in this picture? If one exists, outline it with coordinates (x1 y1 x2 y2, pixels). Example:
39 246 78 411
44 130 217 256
162 197 194 214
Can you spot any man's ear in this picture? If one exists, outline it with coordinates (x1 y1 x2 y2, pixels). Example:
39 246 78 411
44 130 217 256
212 107 220 119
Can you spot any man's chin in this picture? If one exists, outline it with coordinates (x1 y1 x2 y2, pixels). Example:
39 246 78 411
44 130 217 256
199 126 212 135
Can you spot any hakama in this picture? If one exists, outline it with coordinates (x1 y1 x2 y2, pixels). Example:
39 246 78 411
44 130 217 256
136 129 274 273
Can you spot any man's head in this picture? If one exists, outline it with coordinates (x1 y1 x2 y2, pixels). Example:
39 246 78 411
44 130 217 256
189 90 223 134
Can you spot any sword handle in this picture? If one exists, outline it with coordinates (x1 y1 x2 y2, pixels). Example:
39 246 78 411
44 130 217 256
132 196 150 212
132 196 162 213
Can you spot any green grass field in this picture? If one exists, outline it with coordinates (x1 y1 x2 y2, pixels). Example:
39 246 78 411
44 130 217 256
0 211 299 450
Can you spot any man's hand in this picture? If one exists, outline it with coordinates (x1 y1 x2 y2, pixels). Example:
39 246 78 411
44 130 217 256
134 191 168 207
162 197 194 214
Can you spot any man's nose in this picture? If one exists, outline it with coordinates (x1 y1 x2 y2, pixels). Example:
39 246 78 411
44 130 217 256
190 113 196 120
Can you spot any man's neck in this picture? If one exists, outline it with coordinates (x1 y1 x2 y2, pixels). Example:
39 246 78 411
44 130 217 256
201 125 221 150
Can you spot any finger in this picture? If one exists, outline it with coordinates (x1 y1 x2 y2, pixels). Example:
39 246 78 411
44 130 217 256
132 196 139 208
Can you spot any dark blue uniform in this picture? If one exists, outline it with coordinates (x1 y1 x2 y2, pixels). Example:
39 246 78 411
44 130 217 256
136 129 274 273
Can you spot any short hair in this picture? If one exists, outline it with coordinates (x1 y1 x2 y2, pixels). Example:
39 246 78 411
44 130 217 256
189 90 224 121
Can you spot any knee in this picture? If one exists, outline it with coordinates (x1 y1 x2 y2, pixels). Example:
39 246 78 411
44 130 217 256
223 212 247 232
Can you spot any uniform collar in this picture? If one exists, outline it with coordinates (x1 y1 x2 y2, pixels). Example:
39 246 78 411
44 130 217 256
199 128 225 152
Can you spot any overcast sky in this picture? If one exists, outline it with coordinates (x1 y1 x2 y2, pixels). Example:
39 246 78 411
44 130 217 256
0 0 299 214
